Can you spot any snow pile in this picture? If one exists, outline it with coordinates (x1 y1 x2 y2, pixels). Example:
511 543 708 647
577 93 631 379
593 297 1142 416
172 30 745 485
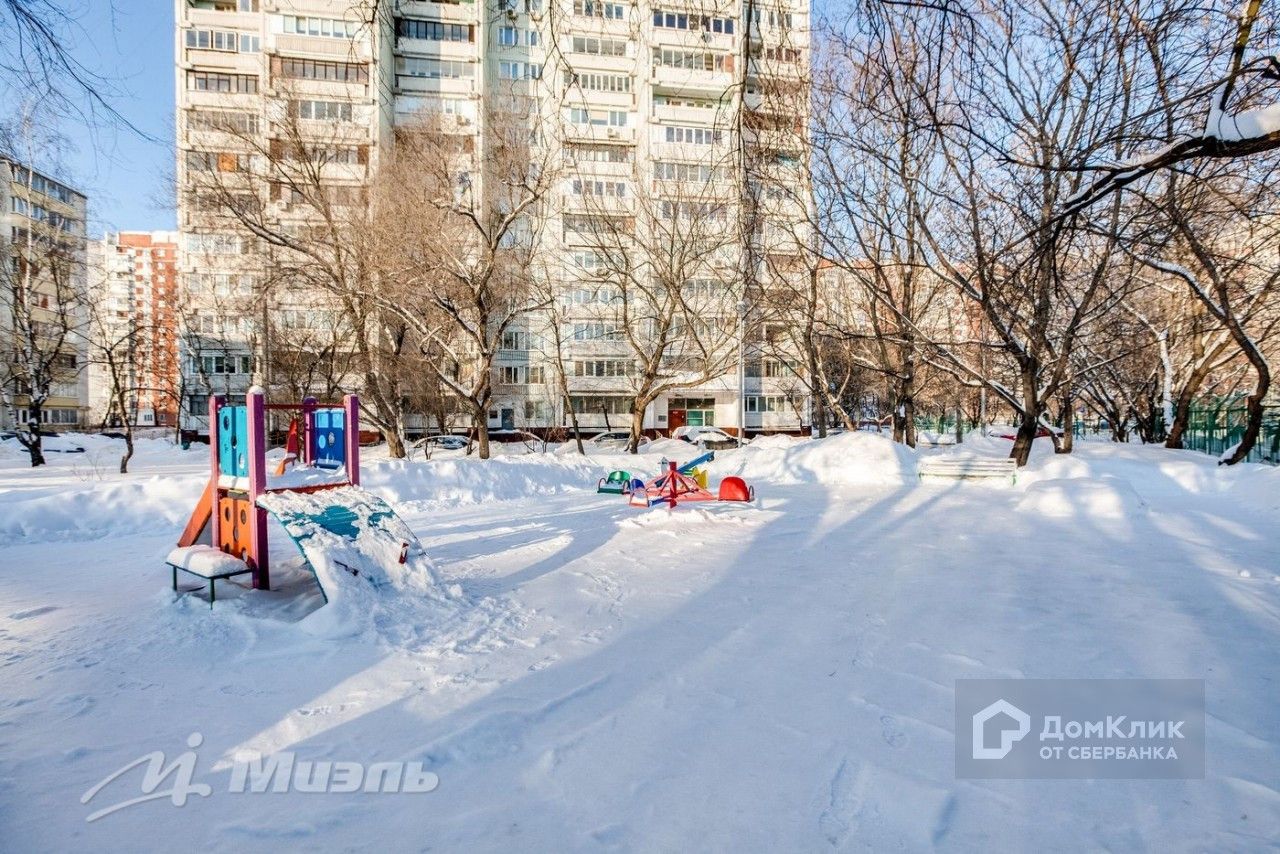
1017 477 1148 520
717 431 916 487
361 455 602 508
0 474 205 546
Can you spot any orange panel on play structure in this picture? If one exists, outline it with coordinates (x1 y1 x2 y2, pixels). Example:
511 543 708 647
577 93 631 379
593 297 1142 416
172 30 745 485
218 497 254 561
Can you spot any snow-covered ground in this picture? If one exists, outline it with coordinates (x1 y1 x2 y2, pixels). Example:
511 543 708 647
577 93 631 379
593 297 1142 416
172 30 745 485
1 432 1278 851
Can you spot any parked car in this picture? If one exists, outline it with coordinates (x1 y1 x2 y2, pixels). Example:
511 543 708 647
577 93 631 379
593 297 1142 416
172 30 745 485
590 430 649 451
673 426 739 449
411 434 468 458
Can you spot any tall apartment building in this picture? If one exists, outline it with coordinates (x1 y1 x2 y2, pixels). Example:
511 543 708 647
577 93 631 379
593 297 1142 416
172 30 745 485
86 231 182 428
175 0 811 439
0 156 90 431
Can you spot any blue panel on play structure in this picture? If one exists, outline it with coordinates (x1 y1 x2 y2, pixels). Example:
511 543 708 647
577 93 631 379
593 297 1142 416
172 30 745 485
217 406 249 478
314 408 346 470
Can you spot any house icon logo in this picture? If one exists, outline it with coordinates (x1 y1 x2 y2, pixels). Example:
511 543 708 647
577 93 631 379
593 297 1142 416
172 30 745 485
972 699 1031 759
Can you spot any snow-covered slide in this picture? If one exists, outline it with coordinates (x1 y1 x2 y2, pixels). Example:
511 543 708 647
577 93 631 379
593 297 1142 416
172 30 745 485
256 485 451 635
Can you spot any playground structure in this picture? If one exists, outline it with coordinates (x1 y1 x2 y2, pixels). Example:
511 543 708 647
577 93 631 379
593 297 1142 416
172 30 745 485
626 452 755 508
597 469 633 495
171 389 433 605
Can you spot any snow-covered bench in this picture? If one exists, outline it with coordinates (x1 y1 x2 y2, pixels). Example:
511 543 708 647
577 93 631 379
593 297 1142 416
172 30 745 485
918 456 1018 484
166 546 251 608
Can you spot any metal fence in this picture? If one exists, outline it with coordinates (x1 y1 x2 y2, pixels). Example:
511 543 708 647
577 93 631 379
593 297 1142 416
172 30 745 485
1182 400 1280 465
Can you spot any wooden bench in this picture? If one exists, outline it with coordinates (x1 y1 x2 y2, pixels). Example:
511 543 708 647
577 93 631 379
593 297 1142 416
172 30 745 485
918 456 1018 484
166 546 252 608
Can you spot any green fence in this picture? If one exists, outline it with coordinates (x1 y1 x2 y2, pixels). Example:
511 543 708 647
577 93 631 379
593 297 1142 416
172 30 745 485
1183 401 1280 465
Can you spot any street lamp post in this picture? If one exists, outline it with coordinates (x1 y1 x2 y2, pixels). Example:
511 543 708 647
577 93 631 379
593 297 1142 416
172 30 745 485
737 297 747 446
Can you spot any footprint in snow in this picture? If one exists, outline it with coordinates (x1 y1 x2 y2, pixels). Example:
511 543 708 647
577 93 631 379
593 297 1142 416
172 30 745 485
880 714 907 748
8 606 58 620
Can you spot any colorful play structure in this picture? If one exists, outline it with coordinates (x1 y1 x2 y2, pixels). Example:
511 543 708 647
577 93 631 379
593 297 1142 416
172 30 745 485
621 452 755 509
167 390 431 606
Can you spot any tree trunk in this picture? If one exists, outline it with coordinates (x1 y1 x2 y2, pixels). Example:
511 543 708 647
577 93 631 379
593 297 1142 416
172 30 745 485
474 415 491 459
1222 362 1271 466
627 406 646 454
1057 390 1074 454
385 428 406 460
120 428 135 474
1165 361 1215 449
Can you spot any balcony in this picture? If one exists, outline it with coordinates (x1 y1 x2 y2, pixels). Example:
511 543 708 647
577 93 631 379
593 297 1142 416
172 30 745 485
271 34 373 62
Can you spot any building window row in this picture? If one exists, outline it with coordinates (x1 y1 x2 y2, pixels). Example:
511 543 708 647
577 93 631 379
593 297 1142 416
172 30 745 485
396 57 475 79
574 0 626 19
663 125 724 145
7 166 78 204
571 35 629 56
567 108 629 127
275 58 369 84
498 61 542 79
569 395 632 415
187 71 259 94
653 161 725 182
573 359 635 378
185 28 260 53
400 18 475 42
570 178 627 198
652 48 734 72
187 109 259 134
497 26 539 46
282 15 361 38
652 10 735 34
292 99 355 121
565 143 632 163
564 70 631 93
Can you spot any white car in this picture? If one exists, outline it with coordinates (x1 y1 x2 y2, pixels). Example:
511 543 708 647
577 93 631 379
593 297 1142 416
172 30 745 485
672 426 739 447
590 430 649 450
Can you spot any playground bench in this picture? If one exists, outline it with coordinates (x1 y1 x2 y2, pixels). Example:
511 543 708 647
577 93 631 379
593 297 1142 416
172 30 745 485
917 456 1018 484
166 546 252 608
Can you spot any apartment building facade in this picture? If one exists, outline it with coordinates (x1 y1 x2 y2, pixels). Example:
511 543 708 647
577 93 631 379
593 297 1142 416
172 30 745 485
175 0 811 439
86 231 182 428
0 156 90 431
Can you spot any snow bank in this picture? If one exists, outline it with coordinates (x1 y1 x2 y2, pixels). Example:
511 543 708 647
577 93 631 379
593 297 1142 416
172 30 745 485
715 431 916 487
0 474 205 546
361 455 601 508
1017 477 1148 520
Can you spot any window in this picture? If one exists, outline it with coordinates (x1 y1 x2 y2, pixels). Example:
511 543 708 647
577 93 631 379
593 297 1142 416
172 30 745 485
652 9 735 33
570 179 627 198
396 57 475 79
567 108 629 127
570 321 623 341
276 58 368 84
763 359 795 378
565 143 632 163
570 395 632 415
498 26 518 46
571 36 628 56
187 71 259 94
185 151 248 172
282 15 360 38
670 397 715 426
501 330 526 350
652 48 734 72
573 359 634 378
574 0 626 19
293 99 354 121
746 395 787 413
654 161 723 182
185 29 256 52
499 61 541 80
399 18 474 42
185 233 246 254
564 71 631 93
188 109 258 134
663 125 724 145
528 366 546 384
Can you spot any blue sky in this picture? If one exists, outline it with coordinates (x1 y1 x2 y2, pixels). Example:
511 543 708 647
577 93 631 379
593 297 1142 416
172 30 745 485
61 1 176 237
